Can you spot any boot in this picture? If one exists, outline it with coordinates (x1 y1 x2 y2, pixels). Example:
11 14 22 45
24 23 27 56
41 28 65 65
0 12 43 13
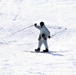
35 48 40 52
43 48 49 52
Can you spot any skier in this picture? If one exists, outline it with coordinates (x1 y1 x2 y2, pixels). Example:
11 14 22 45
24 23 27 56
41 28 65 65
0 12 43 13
34 22 51 52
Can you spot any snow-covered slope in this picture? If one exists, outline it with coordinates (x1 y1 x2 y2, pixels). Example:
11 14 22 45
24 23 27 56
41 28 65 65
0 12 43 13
0 0 76 75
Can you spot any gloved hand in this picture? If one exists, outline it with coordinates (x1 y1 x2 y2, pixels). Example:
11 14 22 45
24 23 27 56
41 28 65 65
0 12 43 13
48 36 51 38
34 23 37 26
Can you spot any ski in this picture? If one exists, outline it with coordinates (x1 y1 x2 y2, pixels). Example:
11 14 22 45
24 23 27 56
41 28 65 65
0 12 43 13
31 51 57 53
24 50 57 53
24 50 64 56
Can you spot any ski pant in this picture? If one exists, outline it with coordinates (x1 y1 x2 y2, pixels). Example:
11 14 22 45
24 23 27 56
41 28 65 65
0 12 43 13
38 38 48 49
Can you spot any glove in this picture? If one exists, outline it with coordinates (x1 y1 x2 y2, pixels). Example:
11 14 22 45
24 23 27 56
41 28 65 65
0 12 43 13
34 23 37 26
48 36 51 38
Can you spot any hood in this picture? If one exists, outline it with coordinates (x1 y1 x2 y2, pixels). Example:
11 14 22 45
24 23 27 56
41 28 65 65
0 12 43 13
40 22 45 28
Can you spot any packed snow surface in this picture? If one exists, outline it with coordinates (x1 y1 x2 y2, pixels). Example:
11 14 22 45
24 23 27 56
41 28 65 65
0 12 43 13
0 0 76 75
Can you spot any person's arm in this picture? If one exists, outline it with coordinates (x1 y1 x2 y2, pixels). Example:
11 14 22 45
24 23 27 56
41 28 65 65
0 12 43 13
45 27 51 38
34 23 40 30
48 30 51 38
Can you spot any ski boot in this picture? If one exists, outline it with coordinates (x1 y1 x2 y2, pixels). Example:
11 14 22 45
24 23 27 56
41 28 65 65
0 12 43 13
35 48 40 52
43 48 49 52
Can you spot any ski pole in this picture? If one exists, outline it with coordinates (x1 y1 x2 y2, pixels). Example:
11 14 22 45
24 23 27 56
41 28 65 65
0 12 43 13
15 25 34 33
51 28 67 37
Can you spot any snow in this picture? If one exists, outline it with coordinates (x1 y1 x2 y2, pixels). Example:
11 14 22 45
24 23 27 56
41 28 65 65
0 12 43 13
0 0 76 75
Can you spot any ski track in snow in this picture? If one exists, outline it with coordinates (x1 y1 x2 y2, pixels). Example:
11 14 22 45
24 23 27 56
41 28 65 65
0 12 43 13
0 26 76 75
0 0 76 75
0 44 76 75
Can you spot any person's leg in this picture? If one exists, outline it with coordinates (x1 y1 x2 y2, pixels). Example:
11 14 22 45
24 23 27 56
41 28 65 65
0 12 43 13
35 39 42 52
43 39 48 49
38 39 42 49
43 40 49 52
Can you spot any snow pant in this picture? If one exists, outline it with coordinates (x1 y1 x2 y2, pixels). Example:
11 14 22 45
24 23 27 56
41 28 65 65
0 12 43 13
38 38 48 49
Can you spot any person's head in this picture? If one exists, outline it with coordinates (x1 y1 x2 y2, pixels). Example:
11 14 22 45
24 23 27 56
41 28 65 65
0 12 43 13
40 22 45 28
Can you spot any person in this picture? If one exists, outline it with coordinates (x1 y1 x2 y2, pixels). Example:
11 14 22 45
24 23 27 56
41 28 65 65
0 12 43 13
34 21 51 52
